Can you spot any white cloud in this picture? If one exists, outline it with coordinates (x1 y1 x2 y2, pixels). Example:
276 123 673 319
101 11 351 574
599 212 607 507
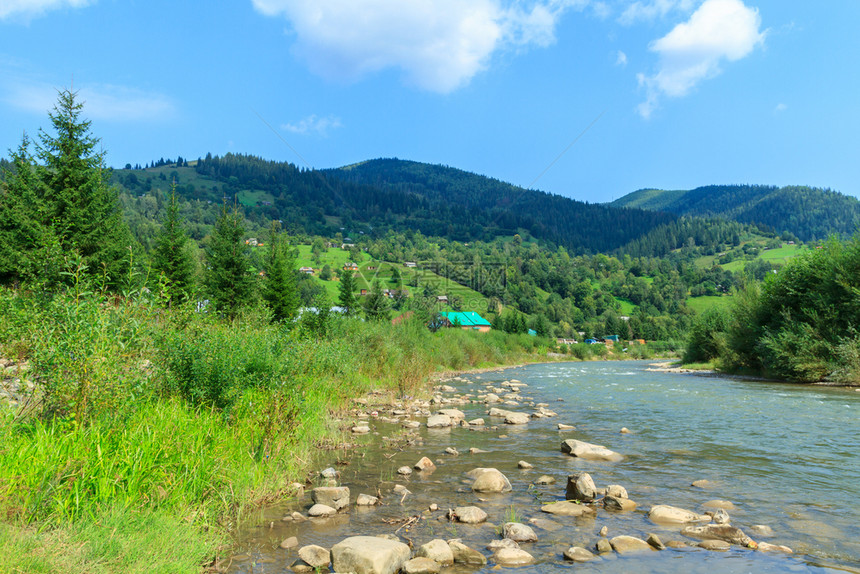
615 50 628 66
251 0 587 93
282 114 343 137
4 81 175 122
774 102 787 113
637 0 765 118
619 0 694 25
0 0 94 20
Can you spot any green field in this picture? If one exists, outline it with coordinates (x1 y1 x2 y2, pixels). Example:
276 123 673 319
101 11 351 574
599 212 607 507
686 295 732 314
615 297 636 315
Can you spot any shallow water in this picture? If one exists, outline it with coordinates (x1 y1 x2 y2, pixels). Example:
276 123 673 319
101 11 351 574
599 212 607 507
226 361 860 573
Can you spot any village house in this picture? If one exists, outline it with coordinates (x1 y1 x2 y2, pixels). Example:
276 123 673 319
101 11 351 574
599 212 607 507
299 267 314 274
343 262 358 271
437 311 492 333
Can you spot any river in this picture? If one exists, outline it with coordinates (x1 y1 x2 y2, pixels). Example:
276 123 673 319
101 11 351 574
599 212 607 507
226 361 860 573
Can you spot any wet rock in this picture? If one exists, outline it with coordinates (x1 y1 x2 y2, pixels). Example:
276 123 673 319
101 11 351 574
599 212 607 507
528 517 562 531
699 540 731 551
352 424 371 434
620 427 631 434
540 501 596 517
402 557 440 574
702 499 736 510
517 460 533 469
393 484 411 496
307 503 337 517
468 447 488 454
454 506 488 524
595 539 613 554
599 526 608 537
566 472 597 502
604 495 637 511
748 524 775 538
416 539 454 565
610 536 655 554
691 479 716 488
493 547 535 566
447 540 487 565
290 559 313 572
605 484 628 498
280 536 298 549
557 423 576 430
487 538 519 551
437 408 465 421
712 509 730 525
561 439 623 462
504 411 530 425
757 542 793 553
439 385 456 393
426 414 452 428
414 457 436 471
320 467 339 479
298 545 330 568
397 466 413 476
312 486 349 510
467 468 512 493
680 524 755 547
648 505 711 525
485 393 501 403
563 546 596 562
444 447 459 455
665 540 689 549
503 522 538 543
356 494 379 506
331 536 411 574
534 475 556 485
428 503 438 512
647 533 665 550
402 421 421 429
468 418 485 426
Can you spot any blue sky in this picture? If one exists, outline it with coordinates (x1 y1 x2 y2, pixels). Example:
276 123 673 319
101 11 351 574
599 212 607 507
1 0 858 203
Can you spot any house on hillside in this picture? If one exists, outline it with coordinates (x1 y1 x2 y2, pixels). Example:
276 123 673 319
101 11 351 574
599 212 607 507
299 267 314 274
436 295 449 304
343 262 358 271
404 262 417 268
437 311 492 333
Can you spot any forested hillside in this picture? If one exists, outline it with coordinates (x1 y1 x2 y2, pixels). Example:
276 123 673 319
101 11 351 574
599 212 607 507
611 184 860 241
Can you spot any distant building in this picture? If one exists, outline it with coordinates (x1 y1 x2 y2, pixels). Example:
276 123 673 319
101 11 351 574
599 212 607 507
404 262 417 268
343 262 358 271
437 311 492 333
436 295 449 303
299 267 314 274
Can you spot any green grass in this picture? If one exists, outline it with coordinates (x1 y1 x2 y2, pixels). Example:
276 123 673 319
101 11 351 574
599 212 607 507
686 295 732 314
614 297 636 315
759 244 803 263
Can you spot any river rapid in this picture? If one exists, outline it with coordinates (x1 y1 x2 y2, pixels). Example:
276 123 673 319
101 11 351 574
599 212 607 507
226 361 860 573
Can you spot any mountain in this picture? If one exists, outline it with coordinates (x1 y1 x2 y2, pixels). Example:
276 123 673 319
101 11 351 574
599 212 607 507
610 185 860 241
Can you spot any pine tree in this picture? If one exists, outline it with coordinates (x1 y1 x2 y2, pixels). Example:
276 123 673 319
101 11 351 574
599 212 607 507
205 202 254 318
338 270 358 315
0 134 45 284
262 221 299 322
152 180 195 305
35 88 134 284
362 278 390 322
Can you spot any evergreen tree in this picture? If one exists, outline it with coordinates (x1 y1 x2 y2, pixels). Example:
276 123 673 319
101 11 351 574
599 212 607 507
35 88 134 284
152 180 195 304
262 221 300 322
362 278 390 322
0 134 45 284
338 270 358 315
205 202 254 318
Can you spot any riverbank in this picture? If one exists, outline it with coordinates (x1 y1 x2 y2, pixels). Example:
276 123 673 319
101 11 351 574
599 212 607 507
223 361 846 574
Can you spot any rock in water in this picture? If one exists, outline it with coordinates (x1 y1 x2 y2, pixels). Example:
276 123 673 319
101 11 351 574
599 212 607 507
298 545 330 568
605 484 628 498
563 547 596 562
503 522 538 542
312 486 350 510
448 540 487 565
416 539 454 565
280 536 298 549
331 536 411 574
426 414 452 428
648 505 711 525
540 501 596 517
356 493 379 506
504 411 530 425
561 439 623 462
517 460 533 469
493 547 535 566
307 504 336 517
680 524 755 547
453 506 488 524
610 536 655 554
467 468 512 493
604 495 637 511
414 457 436 471
402 557 440 574
566 472 597 502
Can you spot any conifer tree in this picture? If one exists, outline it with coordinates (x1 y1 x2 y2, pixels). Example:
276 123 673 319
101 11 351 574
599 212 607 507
338 270 358 315
152 180 195 304
205 202 254 318
35 89 134 284
0 134 45 284
262 221 299 322
362 278 390 322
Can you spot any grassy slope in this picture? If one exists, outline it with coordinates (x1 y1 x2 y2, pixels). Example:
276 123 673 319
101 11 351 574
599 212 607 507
609 188 687 211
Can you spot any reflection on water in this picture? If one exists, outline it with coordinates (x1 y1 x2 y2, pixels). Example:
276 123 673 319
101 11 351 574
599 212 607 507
227 361 860 573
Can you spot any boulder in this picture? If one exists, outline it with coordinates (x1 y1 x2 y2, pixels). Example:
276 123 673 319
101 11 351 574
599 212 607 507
426 414 452 428
298 545 330 568
312 486 350 510
566 472 597 502
712 508 730 525
437 408 465 421
444 447 459 455
540 501 596 517
487 539 519 551
330 536 411 574
557 423 576 430
468 418 485 426
493 547 535 566
757 541 793 553
609 536 654 554
563 546 596 562
356 493 379 506
534 475 556 485
485 393 501 403
414 457 436 471
453 506 488 524
691 479 715 488
603 495 637 511
504 411 530 425
468 468 512 493
517 460 533 469
280 536 298 549
648 505 711 525
561 439 623 462
402 557 440 574
503 522 538 543
680 524 755 547
646 533 665 550
416 539 454 565
447 540 487 565
605 484 628 499
595 539 613 554
307 503 336 517
468 447 488 454
320 467 339 479
397 466 413 476
698 540 731 551
352 425 371 434
702 500 736 510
